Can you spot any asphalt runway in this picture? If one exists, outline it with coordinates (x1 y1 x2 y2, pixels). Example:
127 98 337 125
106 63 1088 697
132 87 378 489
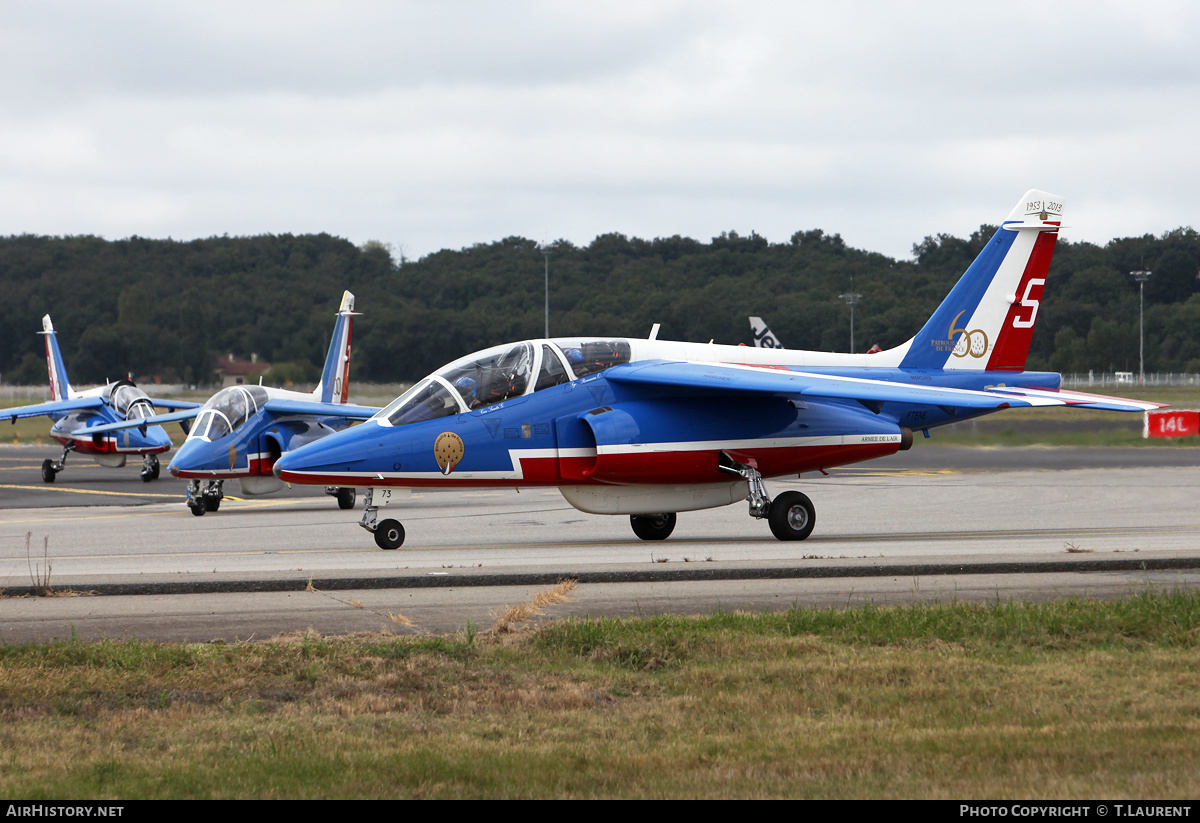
0 444 1197 642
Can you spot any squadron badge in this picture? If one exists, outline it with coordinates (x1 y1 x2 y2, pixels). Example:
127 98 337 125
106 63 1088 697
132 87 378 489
433 431 465 475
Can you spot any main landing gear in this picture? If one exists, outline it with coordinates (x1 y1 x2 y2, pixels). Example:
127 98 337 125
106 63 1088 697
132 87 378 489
40 444 73 483
718 453 815 540
141 454 160 482
630 513 677 540
626 455 817 543
186 480 224 516
326 486 356 510
359 489 405 550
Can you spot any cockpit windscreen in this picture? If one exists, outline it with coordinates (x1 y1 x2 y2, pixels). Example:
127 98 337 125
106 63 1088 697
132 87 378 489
187 386 268 442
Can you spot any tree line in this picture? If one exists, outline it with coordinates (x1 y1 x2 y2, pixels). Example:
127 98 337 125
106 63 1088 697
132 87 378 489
1 223 1197 386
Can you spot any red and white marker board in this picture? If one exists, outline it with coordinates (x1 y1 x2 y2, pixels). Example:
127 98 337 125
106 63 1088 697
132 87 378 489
1144 409 1200 438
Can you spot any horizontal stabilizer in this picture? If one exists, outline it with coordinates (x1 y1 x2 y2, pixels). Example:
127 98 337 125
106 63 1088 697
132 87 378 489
986 386 1166 413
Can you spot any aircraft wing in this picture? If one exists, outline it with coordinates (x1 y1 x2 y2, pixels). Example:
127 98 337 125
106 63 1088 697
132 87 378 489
605 361 1083 411
985 386 1166 413
77 408 201 435
263 399 380 420
3 396 105 421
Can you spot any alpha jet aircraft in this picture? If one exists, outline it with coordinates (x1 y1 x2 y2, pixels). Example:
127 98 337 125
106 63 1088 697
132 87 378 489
4 316 199 482
81 291 379 515
273 190 1162 549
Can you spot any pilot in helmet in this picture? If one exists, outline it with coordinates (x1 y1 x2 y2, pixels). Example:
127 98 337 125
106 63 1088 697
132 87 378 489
563 347 585 376
454 376 478 407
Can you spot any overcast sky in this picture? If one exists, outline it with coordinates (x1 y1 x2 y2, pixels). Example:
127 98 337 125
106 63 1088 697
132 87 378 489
2 1 1197 261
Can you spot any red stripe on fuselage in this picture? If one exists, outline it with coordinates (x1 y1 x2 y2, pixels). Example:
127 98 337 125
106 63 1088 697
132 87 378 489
279 441 902 489
53 434 169 456
171 453 277 479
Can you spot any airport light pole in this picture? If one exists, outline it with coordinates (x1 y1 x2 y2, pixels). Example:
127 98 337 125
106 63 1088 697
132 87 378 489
1129 269 1151 383
542 247 551 338
838 288 861 353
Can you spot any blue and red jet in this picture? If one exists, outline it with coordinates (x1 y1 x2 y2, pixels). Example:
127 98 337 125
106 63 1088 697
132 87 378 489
80 291 379 515
5 316 199 482
272 190 1164 549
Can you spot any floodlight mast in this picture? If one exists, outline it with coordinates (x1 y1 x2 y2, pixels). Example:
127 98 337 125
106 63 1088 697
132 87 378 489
541 247 551 338
1130 269 1151 383
838 290 861 353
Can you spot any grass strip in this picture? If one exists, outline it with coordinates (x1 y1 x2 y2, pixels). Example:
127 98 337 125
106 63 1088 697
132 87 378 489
1 589 1199 799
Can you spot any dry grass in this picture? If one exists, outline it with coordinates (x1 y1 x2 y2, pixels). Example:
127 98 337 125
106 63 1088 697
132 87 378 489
25 532 51 595
11 531 89 598
303 576 417 630
489 579 578 634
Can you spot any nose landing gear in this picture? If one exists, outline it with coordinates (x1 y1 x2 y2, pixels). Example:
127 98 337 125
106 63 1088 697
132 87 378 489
186 480 224 516
140 454 160 482
325 486 357 510
358 489 405 550
355 494 408 551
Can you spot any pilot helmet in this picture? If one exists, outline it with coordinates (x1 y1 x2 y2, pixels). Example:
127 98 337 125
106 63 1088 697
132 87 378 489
454 376 478 403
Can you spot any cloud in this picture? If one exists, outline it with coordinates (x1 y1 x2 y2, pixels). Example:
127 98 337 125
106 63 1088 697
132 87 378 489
1 1 1198 259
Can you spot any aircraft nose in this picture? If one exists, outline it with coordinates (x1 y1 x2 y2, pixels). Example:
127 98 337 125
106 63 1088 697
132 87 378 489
272 460 283 479
168 437 211 474
147 427 173 450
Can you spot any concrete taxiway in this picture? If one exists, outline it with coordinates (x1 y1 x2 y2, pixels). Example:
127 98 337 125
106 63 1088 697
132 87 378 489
0 445 1196 642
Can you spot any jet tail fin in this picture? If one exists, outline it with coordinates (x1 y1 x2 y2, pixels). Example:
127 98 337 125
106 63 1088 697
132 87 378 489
749 316 784 349
314 291 359 404
38 315 72 401
899 190 1064 372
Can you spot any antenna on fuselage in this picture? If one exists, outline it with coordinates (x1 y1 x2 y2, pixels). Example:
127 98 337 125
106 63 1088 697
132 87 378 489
648 324 661 340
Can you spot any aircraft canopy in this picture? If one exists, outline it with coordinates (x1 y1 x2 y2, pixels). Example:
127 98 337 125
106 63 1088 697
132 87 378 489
375 339 632 427
108 383 156 420
188 385 269 442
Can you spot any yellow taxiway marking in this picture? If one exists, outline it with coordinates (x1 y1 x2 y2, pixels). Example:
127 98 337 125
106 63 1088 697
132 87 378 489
3 547 374 560
0 497 320 525
0 483 184 499
0 463 105 471
829 468 961 477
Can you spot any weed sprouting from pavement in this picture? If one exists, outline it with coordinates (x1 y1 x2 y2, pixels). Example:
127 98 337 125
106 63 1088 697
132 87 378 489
490 579 578 634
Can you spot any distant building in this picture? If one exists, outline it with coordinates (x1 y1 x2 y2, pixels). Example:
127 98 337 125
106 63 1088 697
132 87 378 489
214 353 271 387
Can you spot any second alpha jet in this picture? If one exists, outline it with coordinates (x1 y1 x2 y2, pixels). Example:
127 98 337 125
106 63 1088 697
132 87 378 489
82 291 379 514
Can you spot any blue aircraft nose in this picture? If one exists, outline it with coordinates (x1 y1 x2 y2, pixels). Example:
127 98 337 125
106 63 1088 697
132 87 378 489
169 437 220 476
132 424 173 452
274 421 377 483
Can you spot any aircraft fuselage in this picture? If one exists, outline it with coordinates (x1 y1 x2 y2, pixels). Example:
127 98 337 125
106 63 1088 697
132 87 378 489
274 336 1061 493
